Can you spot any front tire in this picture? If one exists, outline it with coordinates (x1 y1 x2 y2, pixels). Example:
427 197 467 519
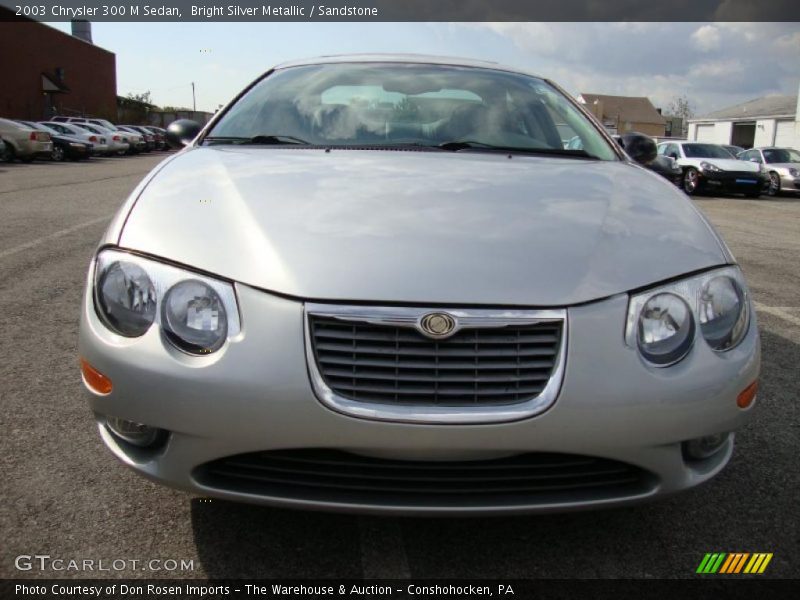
768 172 781 197
51 145 65 162
683 167 700 195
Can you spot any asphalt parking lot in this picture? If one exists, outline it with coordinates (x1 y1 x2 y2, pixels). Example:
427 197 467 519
1 155 798 580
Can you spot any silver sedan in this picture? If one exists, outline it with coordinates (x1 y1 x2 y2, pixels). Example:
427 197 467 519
79 55 760 515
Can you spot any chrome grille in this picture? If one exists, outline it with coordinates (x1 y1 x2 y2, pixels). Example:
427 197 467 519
305 305 566 423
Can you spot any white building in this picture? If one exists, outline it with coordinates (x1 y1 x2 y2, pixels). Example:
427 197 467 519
687 91 800 150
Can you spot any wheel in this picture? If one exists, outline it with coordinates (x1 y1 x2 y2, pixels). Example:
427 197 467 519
768 172 781 196
51 145 65 162
683 167 700 195
1 143 12 162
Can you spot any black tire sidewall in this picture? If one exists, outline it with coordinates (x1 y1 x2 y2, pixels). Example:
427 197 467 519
768 172 780 196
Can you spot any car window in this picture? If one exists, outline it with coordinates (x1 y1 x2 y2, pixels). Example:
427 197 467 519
682 144 732 159
207 63 618 160
763 148 800 163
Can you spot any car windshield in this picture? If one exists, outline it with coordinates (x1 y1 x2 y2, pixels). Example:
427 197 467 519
682 144 734 159
206 62 617 160
763 148 800 163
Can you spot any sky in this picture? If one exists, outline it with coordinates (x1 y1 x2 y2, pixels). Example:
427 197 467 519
46 21 800 116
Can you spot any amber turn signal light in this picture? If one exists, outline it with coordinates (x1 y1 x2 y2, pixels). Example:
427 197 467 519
737 380 758 409
80 357 113 394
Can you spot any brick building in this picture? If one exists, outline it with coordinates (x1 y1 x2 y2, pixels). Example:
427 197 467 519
577 93 667 137
0 11 116 121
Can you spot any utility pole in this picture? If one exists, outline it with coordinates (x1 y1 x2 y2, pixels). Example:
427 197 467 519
192 82 196 112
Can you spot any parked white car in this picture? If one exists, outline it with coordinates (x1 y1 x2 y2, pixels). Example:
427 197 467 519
737 147 800 196
0 117 52 162
73 123 130 156
40 122 109 155
657 141 767 197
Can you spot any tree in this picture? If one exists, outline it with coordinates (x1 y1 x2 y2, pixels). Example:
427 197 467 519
666 95 695 120
126 90 153 105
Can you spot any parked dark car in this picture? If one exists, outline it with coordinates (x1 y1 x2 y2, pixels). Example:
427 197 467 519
141 126 168 150
120 125 156 151
613 134 682 186
16 120 92 161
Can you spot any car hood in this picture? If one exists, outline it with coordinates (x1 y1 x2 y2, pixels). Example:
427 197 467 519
768 162 799 171
685 157 761 172
118 147 728 306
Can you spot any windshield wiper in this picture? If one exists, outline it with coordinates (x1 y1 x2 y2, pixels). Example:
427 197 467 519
437 140 597 159
204 134 310 146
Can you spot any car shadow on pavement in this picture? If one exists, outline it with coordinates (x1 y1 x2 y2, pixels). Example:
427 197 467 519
191 329 797 579
191 499 364 578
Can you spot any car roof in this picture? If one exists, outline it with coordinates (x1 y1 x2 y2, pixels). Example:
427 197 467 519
273 53 543 79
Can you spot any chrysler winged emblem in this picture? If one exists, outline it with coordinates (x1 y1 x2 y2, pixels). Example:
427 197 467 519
418 312 458 339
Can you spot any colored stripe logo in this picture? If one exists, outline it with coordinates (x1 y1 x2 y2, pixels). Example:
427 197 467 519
696 553 773 574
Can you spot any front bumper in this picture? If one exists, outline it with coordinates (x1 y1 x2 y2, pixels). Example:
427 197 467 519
79 272 760 515
778 172 800 192
699 170 767 194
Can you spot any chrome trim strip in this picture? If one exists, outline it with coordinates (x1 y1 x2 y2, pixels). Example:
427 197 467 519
304 303 568 425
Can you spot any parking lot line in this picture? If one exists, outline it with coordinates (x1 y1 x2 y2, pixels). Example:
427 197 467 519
358 517 411 579
754 302 800 328
0 215 110 261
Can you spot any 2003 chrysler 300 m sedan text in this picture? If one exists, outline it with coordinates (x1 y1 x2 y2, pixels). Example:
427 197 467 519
78 55 760 515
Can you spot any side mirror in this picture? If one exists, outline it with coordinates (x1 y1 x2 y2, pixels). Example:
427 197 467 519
620 132 657 165
166 119 202 148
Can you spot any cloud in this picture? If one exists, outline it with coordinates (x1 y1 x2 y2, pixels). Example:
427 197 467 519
691 25 721 51
464 22 800 115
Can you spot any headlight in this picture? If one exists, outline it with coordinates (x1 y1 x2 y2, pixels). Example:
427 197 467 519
636 293 694 366
94 249 240 354
162 280 228 354
699 276 748 351
626 266 751 366
700 161 722 173
95 260 157 336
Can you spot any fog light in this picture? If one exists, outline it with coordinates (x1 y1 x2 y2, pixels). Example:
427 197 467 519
683 433 730 461
106 416 163 447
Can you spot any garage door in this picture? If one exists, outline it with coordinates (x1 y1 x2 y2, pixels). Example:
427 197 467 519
774 120 796 148
695 124 716 142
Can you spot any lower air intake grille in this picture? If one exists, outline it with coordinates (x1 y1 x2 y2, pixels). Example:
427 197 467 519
194 449 654 508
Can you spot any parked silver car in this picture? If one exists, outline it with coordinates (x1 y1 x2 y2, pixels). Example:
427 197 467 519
0 117 52 162
79 55 760 515
737 147 800 196
72 123 130 156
